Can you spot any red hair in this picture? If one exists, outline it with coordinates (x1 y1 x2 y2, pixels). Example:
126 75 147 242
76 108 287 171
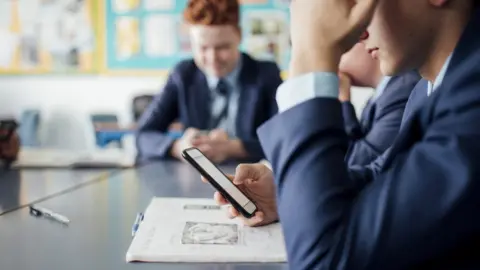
183 0 240 26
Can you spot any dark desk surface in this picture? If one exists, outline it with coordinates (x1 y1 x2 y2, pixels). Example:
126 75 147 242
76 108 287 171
0 168 113 215
0 161 287 270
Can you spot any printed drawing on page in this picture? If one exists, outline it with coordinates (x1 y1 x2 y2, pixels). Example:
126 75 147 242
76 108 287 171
181 222 239 245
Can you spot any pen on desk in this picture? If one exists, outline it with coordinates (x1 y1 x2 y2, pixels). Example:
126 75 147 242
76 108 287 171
29 205 70 225
131 212 144 237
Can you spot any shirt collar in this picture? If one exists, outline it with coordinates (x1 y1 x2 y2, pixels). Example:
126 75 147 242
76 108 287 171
427 54 452 96
372 76 392 101
206 56 242 90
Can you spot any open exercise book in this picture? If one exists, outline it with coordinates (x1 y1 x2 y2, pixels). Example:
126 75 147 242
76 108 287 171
126 198 287 263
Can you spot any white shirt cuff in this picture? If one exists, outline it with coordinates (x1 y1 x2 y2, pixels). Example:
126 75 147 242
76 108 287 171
276 72 339 112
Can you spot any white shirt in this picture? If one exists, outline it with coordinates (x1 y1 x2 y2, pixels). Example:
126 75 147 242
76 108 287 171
372 76 392 102
427 55 452 96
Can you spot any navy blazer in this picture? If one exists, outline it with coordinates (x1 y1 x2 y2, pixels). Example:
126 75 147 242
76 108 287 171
136 53 281 163
343 72 420 166
258 8 480 270
400 79 428 129
352 78 430 178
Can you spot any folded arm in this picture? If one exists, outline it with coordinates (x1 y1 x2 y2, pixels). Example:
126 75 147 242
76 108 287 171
258 73 480 269
342 101 363 139
345 98 405 167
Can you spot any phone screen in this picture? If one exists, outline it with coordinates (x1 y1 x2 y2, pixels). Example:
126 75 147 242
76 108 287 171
183 148 257 217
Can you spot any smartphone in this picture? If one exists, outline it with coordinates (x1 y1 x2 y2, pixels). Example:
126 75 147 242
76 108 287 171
182 147 257 218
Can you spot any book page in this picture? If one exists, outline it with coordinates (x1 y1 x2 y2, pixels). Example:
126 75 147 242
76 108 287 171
126 198 287 263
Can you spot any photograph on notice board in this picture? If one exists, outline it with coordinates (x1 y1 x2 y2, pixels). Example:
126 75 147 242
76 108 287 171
113 0 140 13
116 17 141 59
243 10 289 67
143 0 174 11
244 37 276 62
144 15 176 56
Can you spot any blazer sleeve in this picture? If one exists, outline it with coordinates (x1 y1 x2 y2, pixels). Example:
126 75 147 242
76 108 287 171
135 72 180 161
345 97 404 166
346 74 419 167
257 86 480 270
240 62 282 161
342 101 363 139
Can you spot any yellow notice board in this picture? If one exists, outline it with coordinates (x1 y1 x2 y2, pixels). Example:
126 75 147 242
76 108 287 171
0 0 98 74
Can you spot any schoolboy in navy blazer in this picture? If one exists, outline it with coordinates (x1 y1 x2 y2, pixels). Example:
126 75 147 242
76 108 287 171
210 1 480 269
135 0 281 164
136 53 281 163
257 2 480 269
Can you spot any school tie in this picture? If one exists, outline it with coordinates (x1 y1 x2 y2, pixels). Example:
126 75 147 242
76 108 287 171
209 79 229 129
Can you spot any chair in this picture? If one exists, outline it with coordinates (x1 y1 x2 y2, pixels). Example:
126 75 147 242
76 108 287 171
18 109 41 147
132 95 154 122
90 114 119 130
131 94 184 138
90 113 122 148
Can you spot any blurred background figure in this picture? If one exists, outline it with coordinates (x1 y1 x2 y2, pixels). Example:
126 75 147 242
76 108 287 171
135 0 282 164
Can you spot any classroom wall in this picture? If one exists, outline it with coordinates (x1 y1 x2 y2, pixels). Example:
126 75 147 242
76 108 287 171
0 76 373 151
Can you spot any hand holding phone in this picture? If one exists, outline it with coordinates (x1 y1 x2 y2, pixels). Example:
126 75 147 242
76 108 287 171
182 147 257 218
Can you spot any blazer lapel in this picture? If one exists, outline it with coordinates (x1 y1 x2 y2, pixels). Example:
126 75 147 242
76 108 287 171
400 79 428 128
360 100 376 132
383 92 434 170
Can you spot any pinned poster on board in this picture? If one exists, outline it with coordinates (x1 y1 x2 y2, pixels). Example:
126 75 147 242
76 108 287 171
101 0 187 74
242 10 290 69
